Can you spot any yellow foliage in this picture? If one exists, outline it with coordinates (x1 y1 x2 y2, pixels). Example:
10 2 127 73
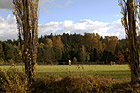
19 50 22 56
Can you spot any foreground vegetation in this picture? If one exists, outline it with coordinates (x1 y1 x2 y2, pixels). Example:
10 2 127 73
0 65 140 92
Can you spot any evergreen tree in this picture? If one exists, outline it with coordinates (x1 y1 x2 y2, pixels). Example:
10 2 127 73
3 43 14 61
13 46 22 63
101 50 115 64
90 48 99 62
0 42 4 60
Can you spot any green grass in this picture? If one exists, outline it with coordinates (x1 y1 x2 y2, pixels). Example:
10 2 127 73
0 65 131 80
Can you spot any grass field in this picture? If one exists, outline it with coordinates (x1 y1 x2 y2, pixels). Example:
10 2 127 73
0 65 131 80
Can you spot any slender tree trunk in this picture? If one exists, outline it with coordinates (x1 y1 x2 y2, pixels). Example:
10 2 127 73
21 0 38 83
13 0 39 84
127 0 140 84
23 0 32 81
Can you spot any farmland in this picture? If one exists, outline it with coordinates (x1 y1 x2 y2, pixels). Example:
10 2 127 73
0 65 130 80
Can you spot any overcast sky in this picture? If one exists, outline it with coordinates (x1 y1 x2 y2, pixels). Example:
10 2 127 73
0 0 125 41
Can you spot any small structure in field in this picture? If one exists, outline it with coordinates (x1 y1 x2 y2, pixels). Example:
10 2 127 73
69 60 71 65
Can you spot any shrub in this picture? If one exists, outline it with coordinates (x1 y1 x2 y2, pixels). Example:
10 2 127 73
8 59 15 64
0 59 4 65
0 67 28 92
31 75 114 92
73 57 77 62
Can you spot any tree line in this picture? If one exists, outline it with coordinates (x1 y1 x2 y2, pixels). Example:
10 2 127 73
0 33 130 64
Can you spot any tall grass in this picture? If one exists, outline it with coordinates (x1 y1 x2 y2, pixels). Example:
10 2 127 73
0 67 28 92
0 65 139 92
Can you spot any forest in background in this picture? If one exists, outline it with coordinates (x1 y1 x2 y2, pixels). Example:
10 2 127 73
0 32 129 64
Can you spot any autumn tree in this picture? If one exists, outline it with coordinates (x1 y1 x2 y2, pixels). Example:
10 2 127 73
52 36 64 49
52 36 64 61
79 45 87 62
13 0 39 82
104 36 118 53
119 0 140 84
82 33 94 51
115 51 125 64
82 33 106 54
45 38 53 47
